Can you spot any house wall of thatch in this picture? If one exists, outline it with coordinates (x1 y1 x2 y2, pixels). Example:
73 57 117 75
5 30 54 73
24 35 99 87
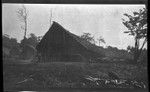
36 21 103 62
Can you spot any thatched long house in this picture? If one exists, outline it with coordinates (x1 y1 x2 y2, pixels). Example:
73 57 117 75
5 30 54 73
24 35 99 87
36 21 104 62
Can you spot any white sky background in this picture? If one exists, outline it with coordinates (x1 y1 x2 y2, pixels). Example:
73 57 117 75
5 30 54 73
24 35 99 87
2 4 146 49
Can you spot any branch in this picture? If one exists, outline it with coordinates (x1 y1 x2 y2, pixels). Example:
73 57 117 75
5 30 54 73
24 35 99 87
22 5 28 17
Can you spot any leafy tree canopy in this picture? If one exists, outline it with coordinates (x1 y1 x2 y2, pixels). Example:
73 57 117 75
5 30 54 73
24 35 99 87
80 33 96 44
122 8 147 63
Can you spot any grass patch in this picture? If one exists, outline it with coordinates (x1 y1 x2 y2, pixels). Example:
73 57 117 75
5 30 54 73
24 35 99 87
3 61 148 90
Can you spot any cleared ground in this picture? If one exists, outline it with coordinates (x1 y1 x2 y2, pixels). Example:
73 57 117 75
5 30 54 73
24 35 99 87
3 60 148 91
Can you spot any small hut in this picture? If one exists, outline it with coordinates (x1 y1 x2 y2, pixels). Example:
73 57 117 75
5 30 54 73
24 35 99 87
36 21 104 62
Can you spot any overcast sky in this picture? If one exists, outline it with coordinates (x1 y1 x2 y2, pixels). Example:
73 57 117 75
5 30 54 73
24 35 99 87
2 4 145 49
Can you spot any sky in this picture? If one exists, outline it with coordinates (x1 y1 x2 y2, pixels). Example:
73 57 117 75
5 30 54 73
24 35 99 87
2 4 146 49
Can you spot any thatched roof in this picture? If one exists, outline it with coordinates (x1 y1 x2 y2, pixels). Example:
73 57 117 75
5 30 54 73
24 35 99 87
65 30 103 54
37 21 104 55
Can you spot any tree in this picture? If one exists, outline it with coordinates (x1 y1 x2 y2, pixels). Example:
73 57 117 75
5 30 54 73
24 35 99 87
97 36 105 46
2 34 21 58
20 33 39 48
27 33 39 47
3 34 19 49
122 8 147 63
3 34 10 48
127 46 134 54
17 5 30 55
80 33 95 44
20 33 38 60
17 5 28 39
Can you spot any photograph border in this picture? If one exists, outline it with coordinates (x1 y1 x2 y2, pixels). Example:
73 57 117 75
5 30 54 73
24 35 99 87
1 0 148 92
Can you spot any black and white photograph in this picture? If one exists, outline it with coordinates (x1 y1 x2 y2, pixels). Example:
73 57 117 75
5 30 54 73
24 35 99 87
2 4 148 91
